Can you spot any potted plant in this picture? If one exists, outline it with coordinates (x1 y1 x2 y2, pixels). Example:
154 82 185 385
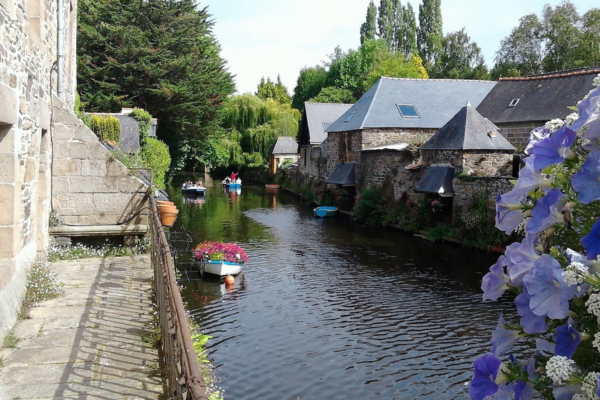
193 241 248 264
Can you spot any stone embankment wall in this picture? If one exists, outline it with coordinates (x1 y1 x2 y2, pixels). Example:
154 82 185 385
359 149 417 199
51 103 149 226
299 145 327 178
0 0 77 339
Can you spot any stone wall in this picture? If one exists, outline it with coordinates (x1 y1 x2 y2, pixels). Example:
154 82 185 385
52 101 149 226
497 121 541 149
0 0 77 339
299 145 327 178
358 149 416 199
422 149 514 177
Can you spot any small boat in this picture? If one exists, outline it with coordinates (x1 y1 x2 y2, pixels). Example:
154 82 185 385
265 184 281 189
199 259 242 277
314 206 338 217
182 184 206 196
222 177 242 188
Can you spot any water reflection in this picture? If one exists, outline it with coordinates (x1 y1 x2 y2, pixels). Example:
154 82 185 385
167 176 513 400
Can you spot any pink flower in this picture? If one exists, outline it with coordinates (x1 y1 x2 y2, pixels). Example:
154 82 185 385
192 241 248 263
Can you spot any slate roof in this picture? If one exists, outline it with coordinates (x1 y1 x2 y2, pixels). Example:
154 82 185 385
477 67 600 124
298 102 353 146
325 163 356 185
326 77 496 132
269 136 298 155
422 105 516 151
414 165 455 196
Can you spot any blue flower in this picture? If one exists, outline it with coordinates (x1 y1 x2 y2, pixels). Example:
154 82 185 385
470 353 501 400
571 151 600 204
523 254 577 319
512 156 553 196
570 86 600 133
554 322 580 358
496 191 530 234
526 189 565 235
553 385 579 400
581 218 600 260
491 314 522 356
514 358 536 400
529 126 576 170
508 234 541 285
525 126 552 155
515 287 547 334
482 256 510 301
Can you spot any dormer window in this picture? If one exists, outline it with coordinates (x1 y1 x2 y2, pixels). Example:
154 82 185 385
396 104 420 118
344 112 355 123
508 98 520 107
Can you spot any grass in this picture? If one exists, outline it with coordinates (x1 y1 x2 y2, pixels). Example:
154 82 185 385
3 329 20 348
47 239 150 262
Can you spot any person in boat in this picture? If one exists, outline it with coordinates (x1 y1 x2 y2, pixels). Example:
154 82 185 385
230 171 238 181
235 177 241 184
196 180 203 186
223 177 231 184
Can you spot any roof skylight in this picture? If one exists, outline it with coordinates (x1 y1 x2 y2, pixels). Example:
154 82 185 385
396 104 420 118
508 98 520 107
344 112 355 123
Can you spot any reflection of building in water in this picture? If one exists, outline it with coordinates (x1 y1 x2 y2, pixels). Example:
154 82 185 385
184 196 205 207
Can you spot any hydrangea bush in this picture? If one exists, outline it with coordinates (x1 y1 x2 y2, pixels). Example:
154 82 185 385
471 76 600 400
193 241 248 263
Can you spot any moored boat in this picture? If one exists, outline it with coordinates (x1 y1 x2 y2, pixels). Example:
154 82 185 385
199 260 242 277
182 183 206 196
314 206 338 217
265 184 281 189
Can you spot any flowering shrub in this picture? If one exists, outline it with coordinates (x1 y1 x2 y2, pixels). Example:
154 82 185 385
471 77 600 400
193 241 248 263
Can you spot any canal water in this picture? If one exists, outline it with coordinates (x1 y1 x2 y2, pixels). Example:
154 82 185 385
167 175 516 400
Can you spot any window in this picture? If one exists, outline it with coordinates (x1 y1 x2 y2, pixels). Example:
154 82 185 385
396 104 420 118
343 112 355 123
508 98 520 107
322 122 331 131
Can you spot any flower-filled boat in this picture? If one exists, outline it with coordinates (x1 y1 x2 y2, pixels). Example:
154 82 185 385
193 241 248 277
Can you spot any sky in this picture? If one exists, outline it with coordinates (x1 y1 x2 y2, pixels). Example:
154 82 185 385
201 0 599 96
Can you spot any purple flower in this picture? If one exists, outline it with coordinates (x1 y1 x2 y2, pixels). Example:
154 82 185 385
553 385 579 400
470 353 501 400
526 189 565 234
508 234 541 286
525 126 552 155
496 191 530 234
570 86 600 133
514 358 536 400
536 337 555 354
571 151 600 204
523 254 577 319
491 314 522 356
515 287 547 334
554 322 580 358
482 256 510 301
529 126 576 170
581 218 600 260
511 156 553 196
597 375 600 398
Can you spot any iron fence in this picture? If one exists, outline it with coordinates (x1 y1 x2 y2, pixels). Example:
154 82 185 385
149 197 207 399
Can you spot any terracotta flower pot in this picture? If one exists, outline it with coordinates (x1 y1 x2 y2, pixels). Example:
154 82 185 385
160 210 179 227
156 200 174 207
158 205 178 213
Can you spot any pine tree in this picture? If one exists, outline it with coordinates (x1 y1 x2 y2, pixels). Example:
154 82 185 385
360 1 378 45
400 3 418 55
378 0 395 51
417 0 443 72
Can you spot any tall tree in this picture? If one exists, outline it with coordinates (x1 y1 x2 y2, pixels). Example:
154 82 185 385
378 0 396 50
436 28 489 79
417 0 443 72
291 66 328 111
256 75 291 106
579 8 600 68
77 0 234 171
541 2 582 71
397 3 418 56
360 1 378 45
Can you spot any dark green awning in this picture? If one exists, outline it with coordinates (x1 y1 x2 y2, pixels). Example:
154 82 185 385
414 166 455 197
325 163 356 185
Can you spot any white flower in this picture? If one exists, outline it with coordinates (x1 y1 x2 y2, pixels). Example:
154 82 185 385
545 118 565 132
586 292 600 317
593 74 600 88
566 112 579 126
546 355 576 385
593 332 600 351
563 262 589 286
582 372 600 399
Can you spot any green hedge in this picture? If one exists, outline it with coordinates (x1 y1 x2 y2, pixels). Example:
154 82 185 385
90 114 121 143
142 137 171 189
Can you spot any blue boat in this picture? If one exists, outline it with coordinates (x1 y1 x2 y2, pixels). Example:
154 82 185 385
314 206 338 217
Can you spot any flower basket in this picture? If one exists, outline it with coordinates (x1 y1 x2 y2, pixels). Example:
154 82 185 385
192 241 248 264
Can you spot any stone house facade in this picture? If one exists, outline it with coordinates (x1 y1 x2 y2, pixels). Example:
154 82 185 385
0 0 149 339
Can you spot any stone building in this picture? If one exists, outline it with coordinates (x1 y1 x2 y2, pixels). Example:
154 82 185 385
323 77 497 193
297 102 352 178
477 67 600 147
0 0 149 339
268 136 299 175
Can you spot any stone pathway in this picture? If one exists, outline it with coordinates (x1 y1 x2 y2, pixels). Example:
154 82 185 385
0 256 164 400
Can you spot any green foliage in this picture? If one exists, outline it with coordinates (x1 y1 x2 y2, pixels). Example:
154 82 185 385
90 114 121 143
435 28 490 80
47 241 149 263
353 186 387 226
19 261 64 319
77 0 234 171
291 66 328 111
2 330 19 349
128 108 152 150
417 0 443 72
309 87 356 104
74 92 90 127
426 225 454 242
256 75 291 106
141 137 171 189
360 0 377 45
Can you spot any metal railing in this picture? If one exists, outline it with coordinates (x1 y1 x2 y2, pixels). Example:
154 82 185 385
149 197 207 399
